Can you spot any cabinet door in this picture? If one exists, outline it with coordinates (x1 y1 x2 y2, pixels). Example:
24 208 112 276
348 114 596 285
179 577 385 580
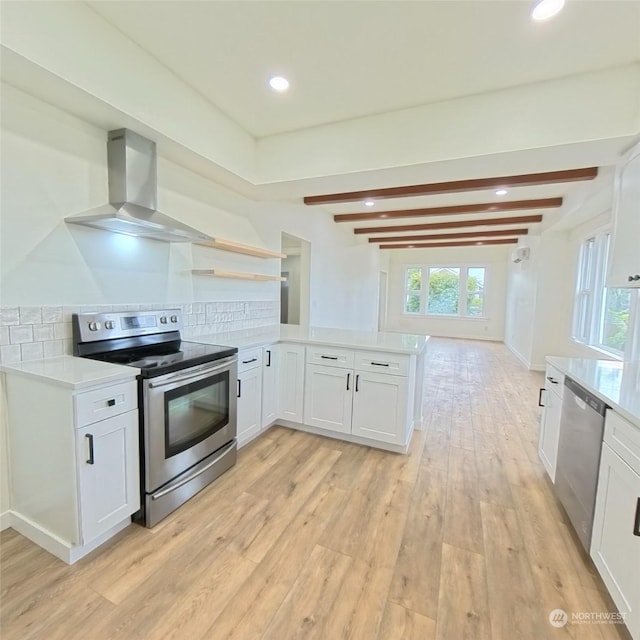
237 366 262 446
538 388 561 482
591 443 640 639
303 364 352 434
76 411 140 544
608 143 640 288
352 371 408 445
261 345 278 428
278 344 305 423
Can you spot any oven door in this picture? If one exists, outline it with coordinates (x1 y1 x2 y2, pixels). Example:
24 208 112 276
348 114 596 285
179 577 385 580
143 356 237 492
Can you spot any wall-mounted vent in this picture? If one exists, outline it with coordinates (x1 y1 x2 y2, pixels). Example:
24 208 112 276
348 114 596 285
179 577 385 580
511 247 530 263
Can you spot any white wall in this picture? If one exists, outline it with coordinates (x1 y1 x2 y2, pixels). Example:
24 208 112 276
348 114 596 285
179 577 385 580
281 255 301 324
504 211 616 370
385 245 509 340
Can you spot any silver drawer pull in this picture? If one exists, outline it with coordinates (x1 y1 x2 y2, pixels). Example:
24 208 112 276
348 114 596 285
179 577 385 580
151 441 235 500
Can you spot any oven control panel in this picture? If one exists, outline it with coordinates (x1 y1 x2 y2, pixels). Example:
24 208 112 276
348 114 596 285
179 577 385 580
73 309 183 342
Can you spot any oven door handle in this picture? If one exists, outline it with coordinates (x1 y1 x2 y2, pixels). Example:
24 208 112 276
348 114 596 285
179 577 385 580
148 357 236 389
150 441 236 500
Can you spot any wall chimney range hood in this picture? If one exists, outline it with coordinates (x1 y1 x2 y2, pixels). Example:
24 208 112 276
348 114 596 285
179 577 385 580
66 129 212 243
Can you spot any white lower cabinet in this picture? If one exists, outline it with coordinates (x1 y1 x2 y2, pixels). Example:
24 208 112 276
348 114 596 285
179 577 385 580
261 345 277 428
302 350 411 448
76 411 139 543
591 411 640 640
303 364 353 434
351 370 407 445
237 365 262 445
538 364 564 482
4 368 140 564
278 343 305 423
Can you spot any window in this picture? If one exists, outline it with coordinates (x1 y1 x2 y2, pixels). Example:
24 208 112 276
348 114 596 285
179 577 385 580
572 230 631 356
403 265 487 317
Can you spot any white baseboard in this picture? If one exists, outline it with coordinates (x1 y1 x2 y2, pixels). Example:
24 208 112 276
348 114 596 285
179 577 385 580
9 510 131 564
505 342 532 369
0 510 12 531
277 419 410 454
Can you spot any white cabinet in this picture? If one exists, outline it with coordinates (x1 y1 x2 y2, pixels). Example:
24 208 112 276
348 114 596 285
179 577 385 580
278 343 305 423
76 411 139 543
608 142 640 288
538 363 564 482
261 345 277 428
591 411 640 640
237 355 262 447
304 364 353 434
352 370 408 445
3 366 140 564
302 347 414 448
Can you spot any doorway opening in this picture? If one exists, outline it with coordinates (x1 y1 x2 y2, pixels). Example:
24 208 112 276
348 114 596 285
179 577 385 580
280 233 310 326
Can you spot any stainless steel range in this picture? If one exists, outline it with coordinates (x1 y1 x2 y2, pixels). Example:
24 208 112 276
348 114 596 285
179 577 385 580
73 309 238 527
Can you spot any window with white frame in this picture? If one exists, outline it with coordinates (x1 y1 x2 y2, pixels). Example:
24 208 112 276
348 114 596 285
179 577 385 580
404 265 487 317
572 229 631 356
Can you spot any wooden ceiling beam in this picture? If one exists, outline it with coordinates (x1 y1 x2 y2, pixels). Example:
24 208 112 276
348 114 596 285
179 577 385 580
333 197 561 222
368 228 529 243
379 238 519 249
354 214 543 234
304 167 597 205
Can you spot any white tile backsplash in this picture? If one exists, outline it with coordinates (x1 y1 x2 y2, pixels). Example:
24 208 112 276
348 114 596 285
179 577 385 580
0 308 19 326
0 301 279 364
9 325 34 344
33 324 55 342
19 306 43 324
21 342 44 361
0 344 22 364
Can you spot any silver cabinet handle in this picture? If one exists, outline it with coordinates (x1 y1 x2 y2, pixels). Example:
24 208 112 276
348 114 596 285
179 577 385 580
148 357 235 388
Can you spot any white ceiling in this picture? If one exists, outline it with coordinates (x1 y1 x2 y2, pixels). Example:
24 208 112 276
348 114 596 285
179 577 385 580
87 0 640 138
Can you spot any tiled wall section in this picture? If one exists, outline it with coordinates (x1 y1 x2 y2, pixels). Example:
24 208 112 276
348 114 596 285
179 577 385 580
0 302 279 364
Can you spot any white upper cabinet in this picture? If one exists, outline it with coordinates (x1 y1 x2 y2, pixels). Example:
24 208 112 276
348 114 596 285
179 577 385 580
608 142 640 288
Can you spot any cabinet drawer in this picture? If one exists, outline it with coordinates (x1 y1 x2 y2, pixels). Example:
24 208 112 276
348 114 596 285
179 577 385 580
604 410 640 475
306 346 354 369
544 364 564 397
354 350 410 377
75 381 138 428
238 348 263 373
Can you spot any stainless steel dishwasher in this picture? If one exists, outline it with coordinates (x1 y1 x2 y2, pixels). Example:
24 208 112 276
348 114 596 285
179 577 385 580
554 377 608 552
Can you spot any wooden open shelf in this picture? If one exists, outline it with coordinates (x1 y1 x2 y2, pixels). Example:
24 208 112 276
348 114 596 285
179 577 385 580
191 269 285 282
194 238 286 259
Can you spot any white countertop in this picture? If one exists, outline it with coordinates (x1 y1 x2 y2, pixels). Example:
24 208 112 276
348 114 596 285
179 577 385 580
197 325 429 355
546 356 640 428
1 356 140 390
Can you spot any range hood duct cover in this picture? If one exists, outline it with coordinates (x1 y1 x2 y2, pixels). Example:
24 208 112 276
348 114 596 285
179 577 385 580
66 129 212 243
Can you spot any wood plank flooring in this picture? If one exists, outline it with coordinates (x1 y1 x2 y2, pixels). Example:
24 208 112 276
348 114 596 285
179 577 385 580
0 338 629 640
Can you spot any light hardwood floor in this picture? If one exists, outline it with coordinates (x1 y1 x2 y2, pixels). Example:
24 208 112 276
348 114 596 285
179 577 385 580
0 338 629 640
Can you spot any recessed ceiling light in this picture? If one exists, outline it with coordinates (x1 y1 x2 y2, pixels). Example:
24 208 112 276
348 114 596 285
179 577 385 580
495 189 508 196
268 76 289 92
364 199 375 207
531 0 565 21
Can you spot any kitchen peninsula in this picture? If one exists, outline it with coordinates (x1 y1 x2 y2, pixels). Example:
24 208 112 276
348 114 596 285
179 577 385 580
197 325 429 453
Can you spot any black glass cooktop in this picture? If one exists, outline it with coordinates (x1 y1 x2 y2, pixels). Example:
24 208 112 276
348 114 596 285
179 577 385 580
89 341 237 378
